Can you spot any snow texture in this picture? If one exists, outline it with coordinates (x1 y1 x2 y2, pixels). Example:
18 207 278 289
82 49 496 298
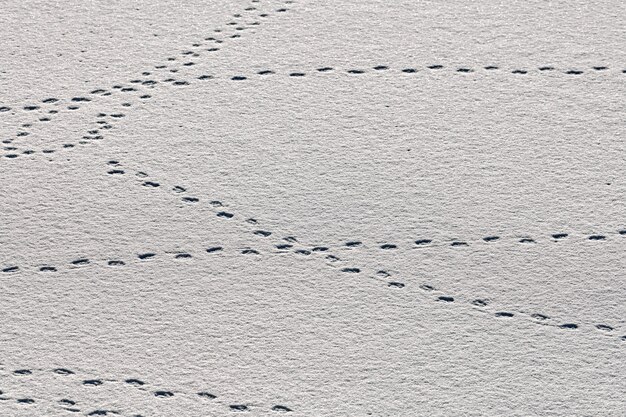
1 0 625 416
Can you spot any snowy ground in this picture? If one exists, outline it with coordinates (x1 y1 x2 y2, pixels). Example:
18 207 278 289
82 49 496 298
1 1 625 415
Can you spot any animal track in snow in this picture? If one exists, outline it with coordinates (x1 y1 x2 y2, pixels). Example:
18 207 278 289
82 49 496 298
308 230 626 253
0 366 291 414
0 0 295 153
1 5 623 402
2 61 623 157
406 278 621 339
5 153 623 342
3 151 625 343
2 245 268 274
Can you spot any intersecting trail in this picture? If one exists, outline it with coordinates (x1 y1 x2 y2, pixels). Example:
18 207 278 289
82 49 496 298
1 1 625 415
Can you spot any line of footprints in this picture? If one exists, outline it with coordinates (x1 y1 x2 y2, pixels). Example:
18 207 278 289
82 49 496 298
1 0 295 151
2 227 624 273
228 63 626 80
403 278 624 341
0 0 623 158
3 102 626 344
1 5 622 417
2 158 624 343
1 0 624 345
0 368 292 414
1 63 624 120
1 158 622 274
2 238 624 343
2 62 625 158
